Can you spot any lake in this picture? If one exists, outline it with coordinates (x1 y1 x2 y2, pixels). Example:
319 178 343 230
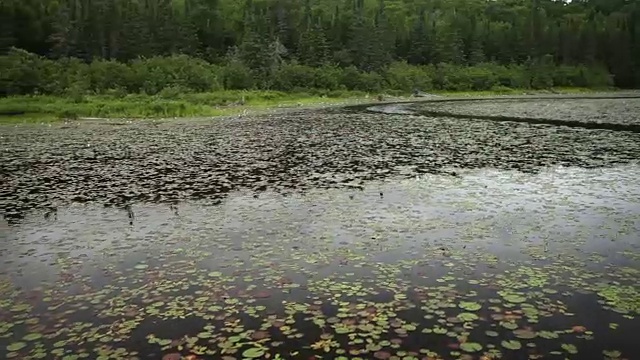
1 94 639 360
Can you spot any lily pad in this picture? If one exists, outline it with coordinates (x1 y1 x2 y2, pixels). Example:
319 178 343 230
23 333 42 341
162 354 181 360
538 330 559 339
242 347 265 358
457 313 479 321
6 342 26 352
458 301 482 311
373 351 392 359
513 329 536 339
501 340 522 350
460 342 483 352
501 293 527 303
603 350 621 358
562 343 578 354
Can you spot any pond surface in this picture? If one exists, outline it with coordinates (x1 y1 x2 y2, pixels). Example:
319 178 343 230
1 95 639 360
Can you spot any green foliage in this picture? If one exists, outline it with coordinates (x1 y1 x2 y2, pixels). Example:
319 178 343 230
0 48 47 95
0 90 366 121
385 62 434 92
0 48 616 98
129 55 222 95
1 0 638 88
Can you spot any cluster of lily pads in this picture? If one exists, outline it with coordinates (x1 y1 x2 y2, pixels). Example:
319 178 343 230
2 96 640 220
1 175 638 359
410 96 640 126
1 96 639 359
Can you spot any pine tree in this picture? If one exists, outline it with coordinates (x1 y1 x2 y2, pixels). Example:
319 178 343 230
0 3 16 55
407 9 430 65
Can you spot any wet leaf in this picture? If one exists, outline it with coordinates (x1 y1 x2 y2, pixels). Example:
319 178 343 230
23 333 42 341
513 329 536 339
458 302 481 311
561 343 578 354
242 347 265 358
460 342 483 352
501 340 522 350
6 342 26 352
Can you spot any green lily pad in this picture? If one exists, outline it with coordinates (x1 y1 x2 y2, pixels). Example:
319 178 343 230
513 329 536 339
458 301 482 311
6 342 26 352
603 350 621 358
460 342 483 352
457 313 479 321
402 324 417 331
485 331 499 337
501 340 522 350
500 321 518 330
133 263 148 270
538 330 559 339
23 333 42 341
433 327 448 335
208 271 222 277
242 347 265 358
562 343 578 354
502 293 527 303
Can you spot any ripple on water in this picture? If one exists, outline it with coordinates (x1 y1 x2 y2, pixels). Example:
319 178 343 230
0 165 638 360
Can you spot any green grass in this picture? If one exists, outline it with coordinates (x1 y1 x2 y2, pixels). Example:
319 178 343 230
0 90 371 123
0 87 611 123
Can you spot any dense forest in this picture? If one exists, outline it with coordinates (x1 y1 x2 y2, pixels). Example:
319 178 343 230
1 0 639 96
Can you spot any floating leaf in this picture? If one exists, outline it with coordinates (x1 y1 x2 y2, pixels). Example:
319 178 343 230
513 329 536 339
162 353 181 360
460 342 483 352
502 294 527 304
242 347 265 358
373 351 392 359
561 343 578 354
458 302 481 311
133 263 148 270
603 350 621 358
23 333 42 341
433 327 448 335
538 331 559 339
485 331 499 337
6 342 26 352
457 313 479 322
501 340 522 350
208 271 222 277
500 322 518 330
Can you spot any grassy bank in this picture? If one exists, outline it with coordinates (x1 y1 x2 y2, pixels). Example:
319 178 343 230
0 87 605 123
0 90 372 123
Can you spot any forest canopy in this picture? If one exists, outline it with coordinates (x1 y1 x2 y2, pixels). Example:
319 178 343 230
1 0 638 96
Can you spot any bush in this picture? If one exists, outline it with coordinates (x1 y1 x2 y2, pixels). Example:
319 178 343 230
222 62 254 90
272 63 316 91
385 61 433 92
129 55 221 94
87 59 132 94
0 48 47 95
339 66 384 92
312 65 342 90
0 48 618 97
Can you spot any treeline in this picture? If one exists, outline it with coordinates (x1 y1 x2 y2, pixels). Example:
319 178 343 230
1 48 613 97
1 0 638 94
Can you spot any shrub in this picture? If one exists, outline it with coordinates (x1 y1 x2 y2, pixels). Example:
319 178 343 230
221 62 254 90
385 61 433 92
272 63 316 91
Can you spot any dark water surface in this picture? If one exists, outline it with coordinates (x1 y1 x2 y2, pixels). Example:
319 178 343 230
1 96 639 360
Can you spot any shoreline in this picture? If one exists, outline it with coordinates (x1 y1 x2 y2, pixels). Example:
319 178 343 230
0 87 628 124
